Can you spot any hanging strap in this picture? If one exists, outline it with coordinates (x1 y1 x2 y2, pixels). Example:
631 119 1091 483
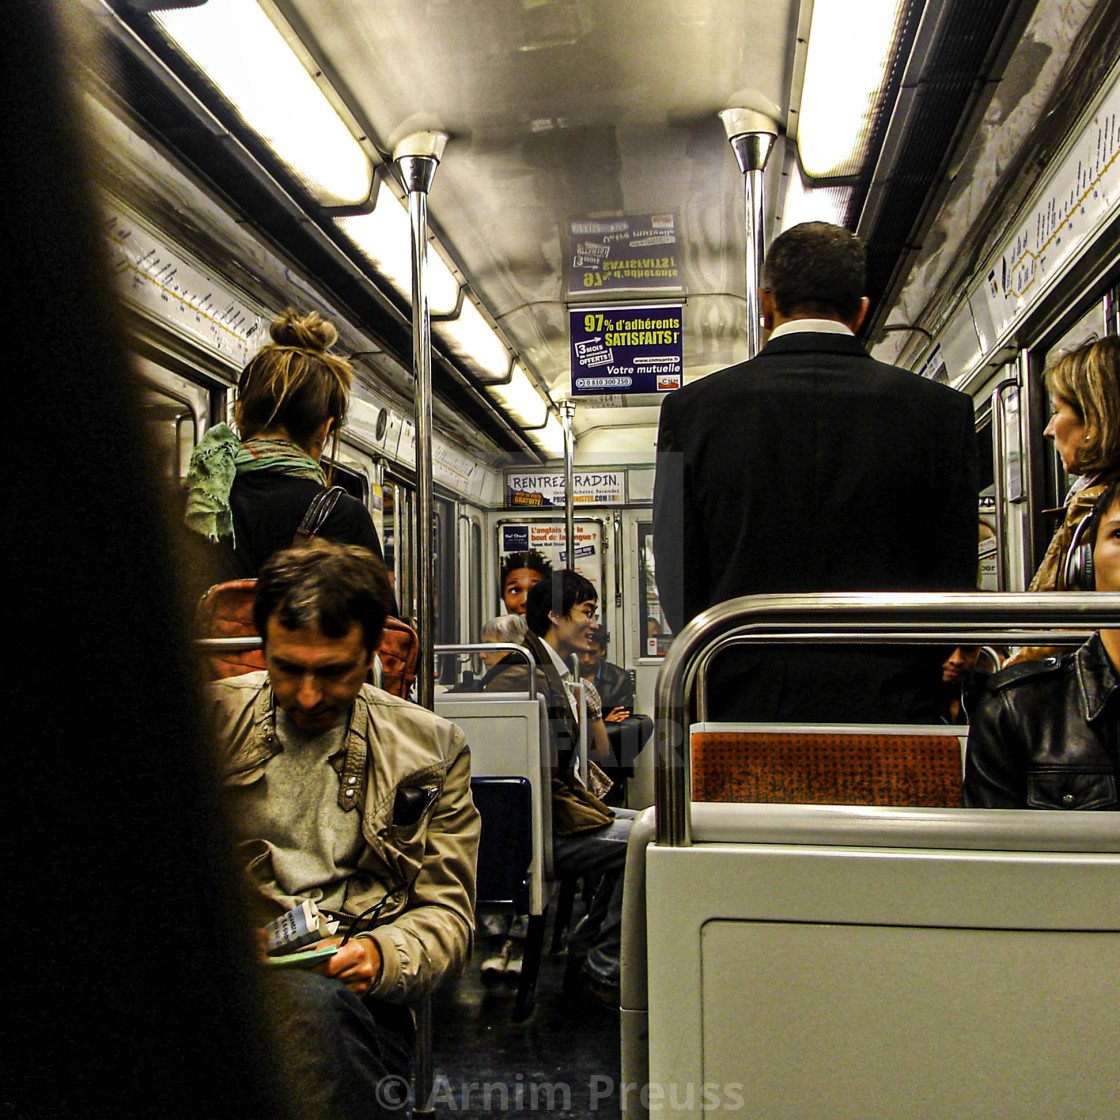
291 485 346 547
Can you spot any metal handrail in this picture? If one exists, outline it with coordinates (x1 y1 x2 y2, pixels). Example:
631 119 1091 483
655 591 1120 847
434 643 535 700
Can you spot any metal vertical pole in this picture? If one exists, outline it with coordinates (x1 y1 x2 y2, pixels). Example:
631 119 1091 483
393 133 446 1120
743 167 766 357
562 401 576 570
394 131 447 715
719 108 777 359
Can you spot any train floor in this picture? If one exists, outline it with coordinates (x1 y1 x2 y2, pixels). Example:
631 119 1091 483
428 898 623 1119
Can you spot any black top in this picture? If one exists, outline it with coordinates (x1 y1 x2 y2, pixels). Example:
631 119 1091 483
208 472 398 615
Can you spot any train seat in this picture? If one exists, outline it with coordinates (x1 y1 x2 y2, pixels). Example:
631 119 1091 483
435 693 555 1020
690 722 966 807
621 803 1120 1120
194 579 419 698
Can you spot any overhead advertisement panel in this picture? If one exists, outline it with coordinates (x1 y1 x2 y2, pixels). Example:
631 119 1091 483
566 213 682 296
569 305 683 396
505 469 626 507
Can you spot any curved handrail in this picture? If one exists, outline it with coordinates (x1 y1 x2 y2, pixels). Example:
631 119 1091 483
654 591 1120 846
433 643 535 700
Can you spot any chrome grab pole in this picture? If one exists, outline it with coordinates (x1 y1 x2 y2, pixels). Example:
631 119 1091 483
991 377 1018 591
719 107 777 358
394 130 448 713
562 400 576 572
654 591 1120 847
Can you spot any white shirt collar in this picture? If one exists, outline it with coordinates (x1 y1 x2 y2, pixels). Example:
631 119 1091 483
769 318 855 340
540 637 573 680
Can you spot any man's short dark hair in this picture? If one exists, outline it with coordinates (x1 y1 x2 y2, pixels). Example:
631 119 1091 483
500 549 553 586
525 570 597 637
1087 479 1120 549
588 629 609 650
254 541 392 653
761 221 865 321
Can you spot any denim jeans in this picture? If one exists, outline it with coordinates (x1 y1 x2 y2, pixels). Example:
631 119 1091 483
552 808 636 985
264 970 413 1119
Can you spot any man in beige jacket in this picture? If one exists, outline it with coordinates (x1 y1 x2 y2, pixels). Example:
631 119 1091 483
207 541 479 1119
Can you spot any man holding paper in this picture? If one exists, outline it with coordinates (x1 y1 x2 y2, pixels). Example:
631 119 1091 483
207 541 479 1118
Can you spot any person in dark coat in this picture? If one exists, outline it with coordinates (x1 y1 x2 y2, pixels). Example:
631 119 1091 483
577 629 653 800
653 221 978 723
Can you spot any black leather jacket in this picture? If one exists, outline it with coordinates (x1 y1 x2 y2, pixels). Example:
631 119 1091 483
964 634 1119 810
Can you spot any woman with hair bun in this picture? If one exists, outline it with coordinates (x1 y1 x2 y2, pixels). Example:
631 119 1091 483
184 307 391 590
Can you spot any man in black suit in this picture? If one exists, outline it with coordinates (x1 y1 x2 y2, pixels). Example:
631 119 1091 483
652 222 978 723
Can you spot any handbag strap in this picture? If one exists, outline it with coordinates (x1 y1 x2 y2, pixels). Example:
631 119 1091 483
291 485 346 547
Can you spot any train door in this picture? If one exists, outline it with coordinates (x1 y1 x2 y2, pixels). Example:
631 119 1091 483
459 507 484 644
382 475 415 623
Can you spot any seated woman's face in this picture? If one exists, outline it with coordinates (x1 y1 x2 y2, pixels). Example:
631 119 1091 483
1043 394 1086 473
1094 498 1120 592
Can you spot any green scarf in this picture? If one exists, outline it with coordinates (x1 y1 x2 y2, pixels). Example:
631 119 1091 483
183 423 326 543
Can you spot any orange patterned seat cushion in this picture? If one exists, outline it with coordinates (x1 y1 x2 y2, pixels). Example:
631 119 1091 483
691 730 963 808
194 580 419 699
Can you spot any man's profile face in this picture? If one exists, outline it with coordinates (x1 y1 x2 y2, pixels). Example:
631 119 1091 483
551 597 599 657
265 615 374 732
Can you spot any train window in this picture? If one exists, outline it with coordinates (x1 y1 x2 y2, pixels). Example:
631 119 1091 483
140 387 198 484
638 523 671 658
325 459 367 504
434 497 458 680
383 477 418 624
469 517 482 638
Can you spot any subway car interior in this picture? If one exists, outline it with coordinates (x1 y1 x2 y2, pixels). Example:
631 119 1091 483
15 0 1120 1115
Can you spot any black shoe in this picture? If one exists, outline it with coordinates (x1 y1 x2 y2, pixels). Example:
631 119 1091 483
580 973 620 1012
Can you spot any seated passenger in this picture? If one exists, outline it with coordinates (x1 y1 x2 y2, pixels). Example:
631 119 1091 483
965 482 1120 809
206 541 480 1116
447 613 528 692
578 628 654 802
483 571 635 1009
938 645 985 725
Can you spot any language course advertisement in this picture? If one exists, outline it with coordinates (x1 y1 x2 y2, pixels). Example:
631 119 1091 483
569 305 683 396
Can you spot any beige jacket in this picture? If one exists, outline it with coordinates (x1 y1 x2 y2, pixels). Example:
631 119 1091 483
208 673 479 1003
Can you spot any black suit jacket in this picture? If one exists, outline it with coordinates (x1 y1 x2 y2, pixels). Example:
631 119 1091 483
652 331 978 722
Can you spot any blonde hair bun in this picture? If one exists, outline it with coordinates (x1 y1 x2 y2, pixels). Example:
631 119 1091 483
270 307 338 353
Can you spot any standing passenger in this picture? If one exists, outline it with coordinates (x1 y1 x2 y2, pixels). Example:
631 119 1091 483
183 307 394 609
653 221 978 722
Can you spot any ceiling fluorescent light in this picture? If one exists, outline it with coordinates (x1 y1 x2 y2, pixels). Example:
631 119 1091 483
534 413 566 458
434 299 510 379
337 180 459 314
154 0 371 205
780 164 853 231
486 363 549 427
797 0 905 178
